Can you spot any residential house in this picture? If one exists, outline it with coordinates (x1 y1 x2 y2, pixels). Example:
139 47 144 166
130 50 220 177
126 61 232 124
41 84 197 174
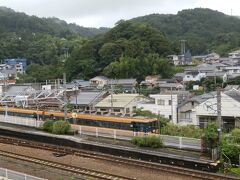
159 83 184 92
95 94 147 117
71 79 91 89
4 58 27 71
0 64 17 80
108 79 137 92
137 91 190 124
229 49 240 60
168 50 192 65
181 63 227 82
177 92 216 125
69 91 107 113
140 75 161 88
193 52 220 63
183 71 206 82
222 66 240 78
167 55 180 65
90 76 109 88
193 89 240 130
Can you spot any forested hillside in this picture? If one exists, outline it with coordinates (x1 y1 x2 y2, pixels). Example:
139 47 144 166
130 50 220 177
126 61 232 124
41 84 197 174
132 8 240 55
65 21 177 80
1 7 240 82
0 6 108 37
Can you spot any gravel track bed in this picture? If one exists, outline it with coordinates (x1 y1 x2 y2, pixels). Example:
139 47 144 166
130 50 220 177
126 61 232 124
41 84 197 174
0 143 200 180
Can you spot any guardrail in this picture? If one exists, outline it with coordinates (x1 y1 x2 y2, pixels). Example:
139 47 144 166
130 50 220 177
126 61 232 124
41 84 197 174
0 167 46 180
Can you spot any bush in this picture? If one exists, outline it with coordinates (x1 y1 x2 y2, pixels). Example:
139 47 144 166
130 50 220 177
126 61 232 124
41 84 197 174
42 120 54 132
222 142 240 165
230 168 240 177
160 123 203 138
203 123 219 149
131 136 163 148
52 120 71 134
231 128 240 137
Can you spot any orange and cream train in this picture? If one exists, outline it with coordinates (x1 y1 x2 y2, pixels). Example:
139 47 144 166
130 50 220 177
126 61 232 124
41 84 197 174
0 107 158 132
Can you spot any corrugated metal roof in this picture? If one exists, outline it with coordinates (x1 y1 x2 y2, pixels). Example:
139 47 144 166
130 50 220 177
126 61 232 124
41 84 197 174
69 91 105 105
95 94 140 108
6 86 33 96
225 89 240 102
108 79 137 85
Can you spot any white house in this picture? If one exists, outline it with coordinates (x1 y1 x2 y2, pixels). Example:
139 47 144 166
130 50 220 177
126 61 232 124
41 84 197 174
137 91 190 124
229 49 240 59
95 93 147 117
90 76 109 88
222 66 240 76
183 72 206 82
193 89 240 130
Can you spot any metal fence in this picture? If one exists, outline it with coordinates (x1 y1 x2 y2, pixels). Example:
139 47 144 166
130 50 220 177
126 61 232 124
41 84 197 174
0 115 43 128
0 167 46 180
77 126 202 150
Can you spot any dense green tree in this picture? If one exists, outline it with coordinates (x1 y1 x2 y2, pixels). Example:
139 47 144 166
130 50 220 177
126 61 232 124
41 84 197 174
133 8 240 55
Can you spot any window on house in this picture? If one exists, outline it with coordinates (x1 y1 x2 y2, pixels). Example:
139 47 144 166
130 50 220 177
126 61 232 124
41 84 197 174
168 100 172 105
169 115 172 120
157 99 165 105
114 109 121 112
191 101 194 106
180 111 191 119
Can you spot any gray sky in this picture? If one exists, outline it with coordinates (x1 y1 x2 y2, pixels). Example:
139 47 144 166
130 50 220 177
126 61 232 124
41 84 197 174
0 0 240 27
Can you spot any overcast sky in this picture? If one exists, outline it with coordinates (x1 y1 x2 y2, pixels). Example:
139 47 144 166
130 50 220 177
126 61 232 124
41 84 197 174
0 0 240 27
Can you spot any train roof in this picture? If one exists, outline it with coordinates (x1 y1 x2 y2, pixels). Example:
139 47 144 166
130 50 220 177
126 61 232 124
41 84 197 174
0 107 156 123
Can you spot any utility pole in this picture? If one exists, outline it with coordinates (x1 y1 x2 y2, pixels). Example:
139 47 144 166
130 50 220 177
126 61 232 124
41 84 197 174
63 73 67 121
217 87 222 159
110 81 113 114
217 87 222 128
170 86 173 122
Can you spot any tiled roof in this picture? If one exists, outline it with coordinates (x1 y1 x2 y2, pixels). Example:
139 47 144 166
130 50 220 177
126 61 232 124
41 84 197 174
108 79 137 85
225 89 240 102
95 94 141 108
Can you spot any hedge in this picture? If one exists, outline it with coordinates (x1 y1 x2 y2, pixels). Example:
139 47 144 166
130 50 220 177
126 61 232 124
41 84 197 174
131 136 163 148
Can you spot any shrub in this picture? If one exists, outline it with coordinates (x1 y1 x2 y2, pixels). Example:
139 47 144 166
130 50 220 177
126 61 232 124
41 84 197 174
42 120 54 132
231 128 240 137
161 123 203 138
52 120 71 134
131 136 163 148
230 168 240 177
203 123 219 149
222 141 240 165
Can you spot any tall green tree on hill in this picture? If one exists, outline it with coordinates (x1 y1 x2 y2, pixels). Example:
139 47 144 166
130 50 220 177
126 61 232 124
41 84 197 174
65 21 173 80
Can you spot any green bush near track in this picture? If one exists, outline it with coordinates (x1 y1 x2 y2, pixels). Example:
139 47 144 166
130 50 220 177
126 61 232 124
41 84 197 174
43 120 70 135
131 136 163 148
42 120 54 132
52 120 71 134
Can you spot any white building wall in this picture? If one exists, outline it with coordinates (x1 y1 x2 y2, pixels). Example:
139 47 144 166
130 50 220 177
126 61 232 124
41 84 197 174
194 93 240 122
137 94 178 124
183 73 206 82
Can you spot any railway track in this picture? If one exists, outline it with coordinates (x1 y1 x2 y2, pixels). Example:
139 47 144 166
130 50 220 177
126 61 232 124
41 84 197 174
0 149 134 180
0 136 238 180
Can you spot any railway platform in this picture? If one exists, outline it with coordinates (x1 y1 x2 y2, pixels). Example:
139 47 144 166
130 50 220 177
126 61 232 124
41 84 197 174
0 122 219 172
